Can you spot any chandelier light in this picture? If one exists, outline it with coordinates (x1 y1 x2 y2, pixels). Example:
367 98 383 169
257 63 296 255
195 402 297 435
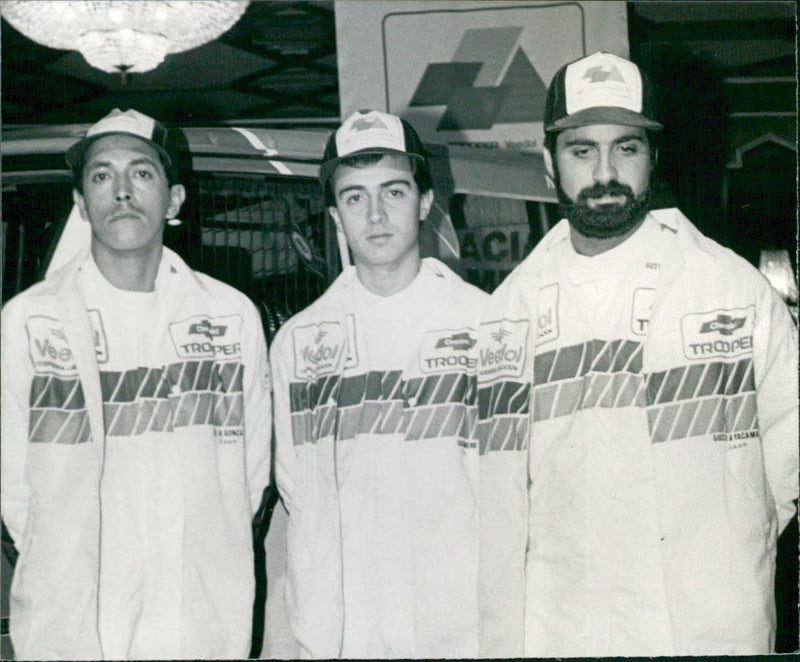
1 0 250 75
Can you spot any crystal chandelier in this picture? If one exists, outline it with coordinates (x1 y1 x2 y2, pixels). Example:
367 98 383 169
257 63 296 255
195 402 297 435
1 1 250 75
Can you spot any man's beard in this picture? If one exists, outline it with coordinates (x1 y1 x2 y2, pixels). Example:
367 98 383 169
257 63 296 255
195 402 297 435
556 178 652 240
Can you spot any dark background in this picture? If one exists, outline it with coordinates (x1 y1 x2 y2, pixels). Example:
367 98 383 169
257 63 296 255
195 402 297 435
2 0 797 656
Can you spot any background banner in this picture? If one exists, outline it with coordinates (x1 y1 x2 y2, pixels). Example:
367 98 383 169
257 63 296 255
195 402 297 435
335 0 629 152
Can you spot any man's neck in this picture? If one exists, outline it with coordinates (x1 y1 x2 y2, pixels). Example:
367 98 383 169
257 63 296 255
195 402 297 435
569 217 646 257
91 244 163 292
355 254 421 297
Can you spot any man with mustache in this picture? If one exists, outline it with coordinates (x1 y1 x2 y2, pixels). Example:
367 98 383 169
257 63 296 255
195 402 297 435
269 110 485 658
476 52 798 657
1 109 272 659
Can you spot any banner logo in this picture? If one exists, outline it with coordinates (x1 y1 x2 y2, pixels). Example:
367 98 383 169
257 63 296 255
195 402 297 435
409 26 546 131
27 311 108 374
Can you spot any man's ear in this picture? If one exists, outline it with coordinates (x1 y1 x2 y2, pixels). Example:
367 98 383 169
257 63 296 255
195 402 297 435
418 189 434 222
329 206 343 232
543 147 555 179
73 189 90 222
167 184 186 219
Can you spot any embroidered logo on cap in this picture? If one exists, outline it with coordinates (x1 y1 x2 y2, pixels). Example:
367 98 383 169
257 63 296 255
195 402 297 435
564 52 643 115
335 110 406 157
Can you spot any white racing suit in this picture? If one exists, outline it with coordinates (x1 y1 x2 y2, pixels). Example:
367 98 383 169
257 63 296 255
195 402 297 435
1 248 272 660
270 258 485 658
475 208 799 656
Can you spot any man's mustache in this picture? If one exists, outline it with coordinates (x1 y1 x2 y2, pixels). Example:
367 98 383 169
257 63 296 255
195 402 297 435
576 181 635 204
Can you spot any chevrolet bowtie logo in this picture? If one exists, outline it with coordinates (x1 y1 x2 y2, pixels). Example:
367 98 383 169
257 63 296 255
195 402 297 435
699 315 746 336
189 319 227 340
582 64 625 83
350 116 389 132
435 332 476 351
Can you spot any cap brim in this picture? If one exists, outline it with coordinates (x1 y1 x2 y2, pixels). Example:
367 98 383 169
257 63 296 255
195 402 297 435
318 148 424 185
545 106 663 132
65 131 173 170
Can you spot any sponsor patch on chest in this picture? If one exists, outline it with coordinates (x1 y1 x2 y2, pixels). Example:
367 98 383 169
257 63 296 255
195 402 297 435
477 319 529 381
292 316 357 380
27 310 108 375
169 314 243 359
680 306 755 359
419 327 477 373
536 283 559 344
631 287 654 335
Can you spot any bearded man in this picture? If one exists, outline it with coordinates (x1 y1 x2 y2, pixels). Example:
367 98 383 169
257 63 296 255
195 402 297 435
474 52 798 657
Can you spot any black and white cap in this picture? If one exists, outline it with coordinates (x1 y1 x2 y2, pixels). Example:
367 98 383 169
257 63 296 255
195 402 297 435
544 52 662 132
319 109 429 185
65 108 175 171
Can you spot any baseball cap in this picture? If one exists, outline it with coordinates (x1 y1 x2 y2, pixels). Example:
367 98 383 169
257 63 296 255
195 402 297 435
544 52 662 132
319 109 429 185
65 108 175 172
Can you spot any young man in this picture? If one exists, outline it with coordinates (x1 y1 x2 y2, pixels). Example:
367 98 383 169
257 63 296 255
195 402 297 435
476 52 798 657
269 110 485 658
1 109 272 659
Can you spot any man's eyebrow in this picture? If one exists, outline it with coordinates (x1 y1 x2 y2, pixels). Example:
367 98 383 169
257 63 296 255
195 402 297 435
336 178 412 197
562 134 646 148
84 156 162 171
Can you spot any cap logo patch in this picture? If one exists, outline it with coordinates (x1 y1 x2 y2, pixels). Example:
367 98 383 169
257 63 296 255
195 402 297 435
582 64 625 84
350 115 389 132
565 52 643 115
335 110 406 157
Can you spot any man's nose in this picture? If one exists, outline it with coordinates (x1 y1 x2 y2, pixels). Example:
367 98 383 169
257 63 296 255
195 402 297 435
367 195 385 224
114 176 133 201
593 151 618 184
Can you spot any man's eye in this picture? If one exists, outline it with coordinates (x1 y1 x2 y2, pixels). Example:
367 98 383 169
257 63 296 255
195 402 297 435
570 147 591 158
385 188 405 198
345 193 361 205
617 143 639 155
135 169 154 179
90 172 109 183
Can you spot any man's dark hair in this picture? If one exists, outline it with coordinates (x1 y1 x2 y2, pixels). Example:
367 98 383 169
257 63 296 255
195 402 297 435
323 152 433 206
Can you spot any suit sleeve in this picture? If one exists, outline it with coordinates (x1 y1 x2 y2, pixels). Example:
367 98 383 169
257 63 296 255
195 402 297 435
242 299 272 515
1 298 33 545
753 284 799 533
269 326 298 514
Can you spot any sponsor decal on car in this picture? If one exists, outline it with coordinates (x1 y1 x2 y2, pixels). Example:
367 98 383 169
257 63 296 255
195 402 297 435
419 327 478 373
681 306 755 359
27 310 108 375
169 314 243 359
478 318 529 381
